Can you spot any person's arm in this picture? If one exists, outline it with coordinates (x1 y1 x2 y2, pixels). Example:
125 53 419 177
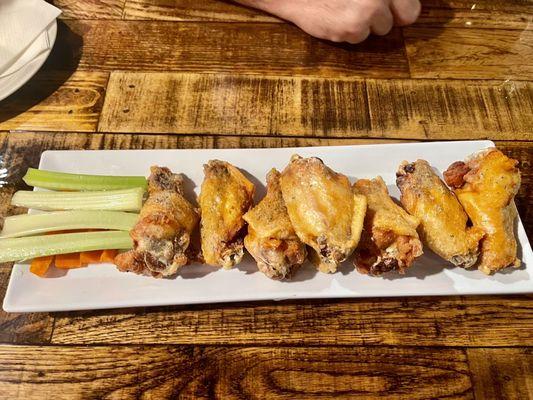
234 0 421 44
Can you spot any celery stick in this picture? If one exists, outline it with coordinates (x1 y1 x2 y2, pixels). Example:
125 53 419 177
23 168 147 191
0 231 132 263
0 211 139 238
11 188 144 212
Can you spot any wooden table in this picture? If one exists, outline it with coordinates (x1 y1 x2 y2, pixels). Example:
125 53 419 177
1 1 532 398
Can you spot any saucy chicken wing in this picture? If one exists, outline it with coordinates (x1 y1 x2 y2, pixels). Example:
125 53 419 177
444 148 521 274
396 160 483 268
280 155 367 273
353 177 423 275
114 166 199 277
199 160 255 269
243 169 307 279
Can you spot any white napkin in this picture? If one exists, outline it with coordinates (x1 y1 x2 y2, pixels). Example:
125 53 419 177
0 0 61 76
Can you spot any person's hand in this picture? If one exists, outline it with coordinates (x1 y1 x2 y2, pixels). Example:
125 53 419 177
240 0 421 44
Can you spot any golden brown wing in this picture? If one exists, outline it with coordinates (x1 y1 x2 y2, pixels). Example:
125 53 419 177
243 169 307 280
396 160 483 268
353 176 423 275
114 166 199 277
444 148 521 274
199 160 255 269
280 155 367 273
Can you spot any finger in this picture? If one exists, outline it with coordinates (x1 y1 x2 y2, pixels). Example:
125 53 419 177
391 0 421 26
370 5 394 36
345 26 371 44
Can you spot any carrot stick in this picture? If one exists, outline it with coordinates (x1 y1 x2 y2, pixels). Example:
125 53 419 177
100 249 118 263
55 253 83 269
80 250 103 264
30 256 54 277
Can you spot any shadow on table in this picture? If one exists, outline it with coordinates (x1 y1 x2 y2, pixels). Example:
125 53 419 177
0 20 83 123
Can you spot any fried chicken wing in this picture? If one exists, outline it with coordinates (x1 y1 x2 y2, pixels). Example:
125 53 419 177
114 166 199 277
444 148 521 274
353 177 423 275
280 155 367 273
243 169 307 280
396 160 483 268
199 160 255 269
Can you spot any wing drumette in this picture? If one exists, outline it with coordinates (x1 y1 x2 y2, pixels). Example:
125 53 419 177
280 155 367 273
396 160 483 268
353 177 423 275
444 148 521 274
114 166 199 277
199 160 255 269
243 169 307 280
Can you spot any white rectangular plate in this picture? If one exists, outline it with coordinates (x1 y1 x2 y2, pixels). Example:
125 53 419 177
4 140 533 312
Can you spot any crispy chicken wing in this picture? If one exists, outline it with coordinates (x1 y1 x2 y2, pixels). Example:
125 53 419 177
353 177 423 275
199 160 255 269
114 166 199 277
280 155 367 273
444 148 521 274
243 169 307 280
396 160 483 268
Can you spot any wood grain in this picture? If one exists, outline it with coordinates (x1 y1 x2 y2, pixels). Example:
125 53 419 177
56 20 408 77
404 27 533 80
418 0 533 30
50 295 533 346
123 0 278 22
0 262 54 344
99 72 533 139
467 348 533 399
0 71 108 133
93 0 533 31
0 345 473 399
98 72 371 136
366 78 533 139
52 0 126 19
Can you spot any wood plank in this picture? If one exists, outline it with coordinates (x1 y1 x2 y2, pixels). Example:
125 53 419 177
0 345 473 399
404 27 533 80
52 0 126 19
99 72 533 139
366 79 533 140
418 0 533 30
123 0 278 22
50 295 533 346
53 20 408 77
0 71 108 133
98 72 371 136
53 0 533 30
467 348 533 400
0 262 54 344
122 0 532 31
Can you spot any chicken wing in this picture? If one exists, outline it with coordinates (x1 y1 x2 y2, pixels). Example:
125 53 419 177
199 160 255 268
114 166 199 277
243 169 307 280
444 148 521 274
280 155 367 273
396 160 483 268
353 177 422 275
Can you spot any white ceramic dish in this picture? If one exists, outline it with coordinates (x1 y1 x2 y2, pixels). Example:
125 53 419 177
3 140 532 312
0 20 57 102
